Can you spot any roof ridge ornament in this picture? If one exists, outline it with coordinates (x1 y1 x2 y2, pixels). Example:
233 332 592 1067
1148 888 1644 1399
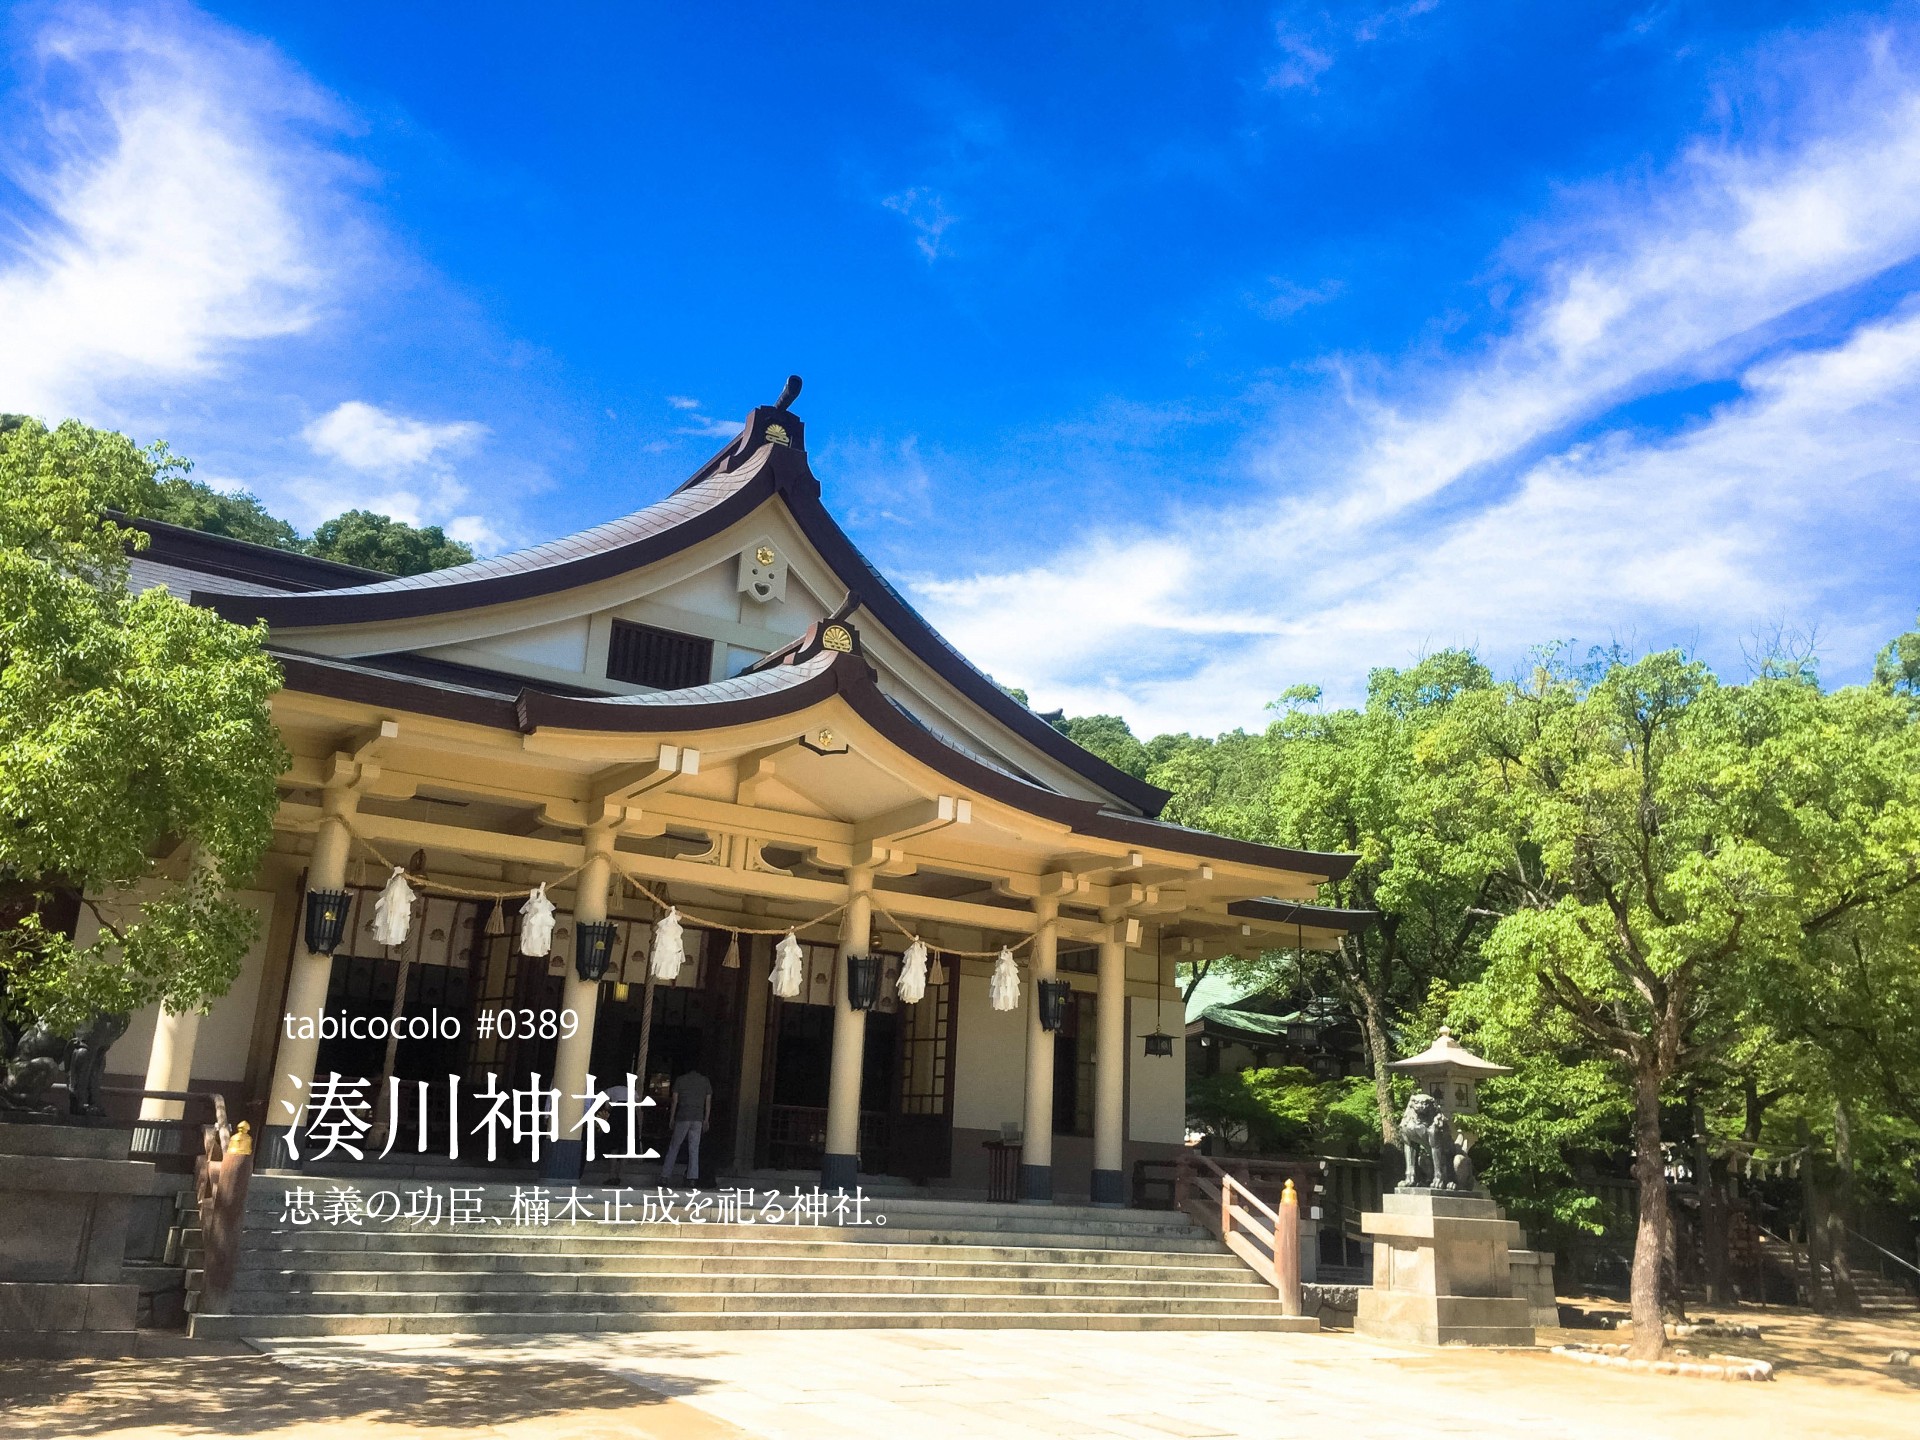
741 593 865 673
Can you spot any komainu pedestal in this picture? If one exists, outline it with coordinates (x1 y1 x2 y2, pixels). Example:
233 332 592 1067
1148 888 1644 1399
1354 1190 1535 1347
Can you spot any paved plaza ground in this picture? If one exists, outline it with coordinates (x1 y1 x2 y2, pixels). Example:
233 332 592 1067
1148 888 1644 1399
1 1307 1914 1440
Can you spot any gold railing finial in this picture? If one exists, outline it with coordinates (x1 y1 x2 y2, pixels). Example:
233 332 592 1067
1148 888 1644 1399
227 1121 254 1157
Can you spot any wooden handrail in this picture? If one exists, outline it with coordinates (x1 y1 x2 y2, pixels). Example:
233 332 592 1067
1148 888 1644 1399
1176 1150 1305 1316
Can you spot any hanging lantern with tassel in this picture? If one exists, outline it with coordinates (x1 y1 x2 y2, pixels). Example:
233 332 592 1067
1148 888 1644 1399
989 946 1020 1012
519 882 557 957
650 906 687 980
721 932 741 970
771 930 805 998
371 867 416 948
896 938 929 1004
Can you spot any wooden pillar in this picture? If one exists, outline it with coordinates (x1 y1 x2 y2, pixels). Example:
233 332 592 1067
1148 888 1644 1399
822 866 875 1189
544 828 615 1180
265 788 357 1165
1019 895 1060 1203
1091 922 1128 1206
733 936 770 1168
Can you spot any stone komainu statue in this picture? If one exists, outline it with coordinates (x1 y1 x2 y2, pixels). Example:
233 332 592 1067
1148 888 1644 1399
1398 1090 1477 1191
0 1011 130 1115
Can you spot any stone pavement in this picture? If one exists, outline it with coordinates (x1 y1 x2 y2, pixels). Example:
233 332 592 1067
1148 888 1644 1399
4 1313 1916 1439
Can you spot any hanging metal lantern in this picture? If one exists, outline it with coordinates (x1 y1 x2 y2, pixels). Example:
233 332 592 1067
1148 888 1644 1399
574 920 618 982
845 953 882 1011
1143 1028 1175 1057
304 889 351 955
1037 979 1072 1033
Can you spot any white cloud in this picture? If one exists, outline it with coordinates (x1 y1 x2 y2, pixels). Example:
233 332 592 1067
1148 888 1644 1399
303 400 485 471
882 187 956 261
0 4 352 419
912 45 1920 734
665 395 701 410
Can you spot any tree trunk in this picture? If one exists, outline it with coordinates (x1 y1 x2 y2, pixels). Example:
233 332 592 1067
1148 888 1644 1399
1825 1098 1861 1313
1357 990 1396 1144
1627 1063 1670 1360
1796 1117 1831 1310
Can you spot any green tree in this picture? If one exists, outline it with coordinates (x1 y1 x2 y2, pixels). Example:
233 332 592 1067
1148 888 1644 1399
142 473 302 551
1873 613 1920 705
1055 713 1152 780
0 420 286 1028
1449 651 1800 1357
306 509 474 576
1161 653 1505 1141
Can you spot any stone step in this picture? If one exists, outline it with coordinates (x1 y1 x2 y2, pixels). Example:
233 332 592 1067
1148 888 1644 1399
194 1229 1234 1265
241 1186 1199 1236
214 1286 1298 1319
216 1253 1257 1286
191 1307 1320 1339
221 1268 1274 1300
232 1210 1207 1247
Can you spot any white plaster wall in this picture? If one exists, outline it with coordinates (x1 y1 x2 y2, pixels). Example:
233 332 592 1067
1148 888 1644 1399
1128 994 1187 1144
460 615 591 673
644 559 751 622
90 889 277 1084
951 970 1028 1133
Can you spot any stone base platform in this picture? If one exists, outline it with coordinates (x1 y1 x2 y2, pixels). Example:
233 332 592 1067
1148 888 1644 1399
0 1119 153 1355
1354 1190 1535 1348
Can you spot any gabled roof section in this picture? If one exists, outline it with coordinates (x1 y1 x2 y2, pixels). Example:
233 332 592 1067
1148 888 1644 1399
188 378 1171 817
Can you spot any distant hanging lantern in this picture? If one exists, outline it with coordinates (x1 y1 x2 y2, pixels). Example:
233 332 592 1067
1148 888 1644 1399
1143 1028 1175 1058
846 953 882 1011
771 931 805 998
519 883 556 957
1037 979 1072 1033
989 947 1020 1012
304 889 351 956
896 938 929 1004
650 907 687 980
575 920 618 982
371 867 416 948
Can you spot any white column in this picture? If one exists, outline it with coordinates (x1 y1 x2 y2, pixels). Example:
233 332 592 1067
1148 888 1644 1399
139 1006 201 1123
821 865 874 1189
1019 896 1060 1203
546 828 614 1180
266 787 357 1163
1091 925 1128 1206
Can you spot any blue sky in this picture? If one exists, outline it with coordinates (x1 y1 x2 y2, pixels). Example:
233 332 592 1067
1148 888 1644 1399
2 2 1917 734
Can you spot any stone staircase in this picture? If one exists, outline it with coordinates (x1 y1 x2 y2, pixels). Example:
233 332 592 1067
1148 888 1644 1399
186 1180 1319 1338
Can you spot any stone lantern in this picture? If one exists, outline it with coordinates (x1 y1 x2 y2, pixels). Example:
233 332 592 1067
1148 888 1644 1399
1387 1026 1510 1122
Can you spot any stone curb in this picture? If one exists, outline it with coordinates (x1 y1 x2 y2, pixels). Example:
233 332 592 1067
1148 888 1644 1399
1550 1342 1773 1381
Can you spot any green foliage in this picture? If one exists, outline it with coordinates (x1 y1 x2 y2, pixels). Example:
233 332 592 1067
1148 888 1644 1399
0 419 287 1028
1873 614 1920 705
1055 713 1152 780
144 473 302 550
1187 1066 1378 1156
305 509 475 576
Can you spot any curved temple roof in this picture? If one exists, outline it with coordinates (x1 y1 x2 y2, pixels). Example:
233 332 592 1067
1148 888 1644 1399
271 619 1357 883
190 406 1169 816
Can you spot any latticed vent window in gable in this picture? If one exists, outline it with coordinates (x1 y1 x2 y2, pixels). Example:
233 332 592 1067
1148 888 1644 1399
606 620 715 690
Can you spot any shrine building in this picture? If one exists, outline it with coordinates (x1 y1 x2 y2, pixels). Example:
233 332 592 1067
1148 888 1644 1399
99 379 1366 1204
